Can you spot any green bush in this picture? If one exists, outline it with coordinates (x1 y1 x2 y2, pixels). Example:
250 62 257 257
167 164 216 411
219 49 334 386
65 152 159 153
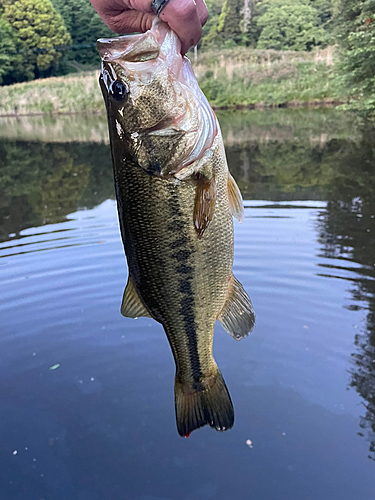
256 0 327 51
335 0 375 116
0 0 71 82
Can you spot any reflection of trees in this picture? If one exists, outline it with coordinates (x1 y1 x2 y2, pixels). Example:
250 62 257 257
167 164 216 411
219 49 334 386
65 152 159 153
224 117 375 458
316 125 375 460
27 147 90 222
0 141 113 242
227 140 334 200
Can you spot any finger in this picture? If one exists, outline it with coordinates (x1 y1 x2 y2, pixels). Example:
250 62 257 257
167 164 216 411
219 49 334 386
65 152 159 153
89 0 155 32
160 0 202 54
101 9 155 33
95 0 153 13
194 0 208 26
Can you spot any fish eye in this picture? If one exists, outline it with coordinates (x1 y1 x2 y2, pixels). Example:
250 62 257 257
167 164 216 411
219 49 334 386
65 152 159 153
109 80 129 103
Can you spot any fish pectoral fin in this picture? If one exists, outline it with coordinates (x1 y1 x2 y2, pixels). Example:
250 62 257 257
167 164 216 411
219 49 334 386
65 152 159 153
193 173 217 239
121 276 151 318
227 174 244 223
218 274 255 340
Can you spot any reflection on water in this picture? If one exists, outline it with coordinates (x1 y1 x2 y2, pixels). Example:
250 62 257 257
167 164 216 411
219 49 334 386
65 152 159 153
0 108 366 241
1 109 375 497
319 198 375 460
314 122 375 459
0 108 360 144
0 114 110 144
0 141 113 241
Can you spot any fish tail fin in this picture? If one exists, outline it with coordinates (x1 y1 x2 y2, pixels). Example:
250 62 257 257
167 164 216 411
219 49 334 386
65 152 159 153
174 371 234 437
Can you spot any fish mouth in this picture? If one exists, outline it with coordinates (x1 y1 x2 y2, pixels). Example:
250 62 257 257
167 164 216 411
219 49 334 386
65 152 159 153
96 25 163 63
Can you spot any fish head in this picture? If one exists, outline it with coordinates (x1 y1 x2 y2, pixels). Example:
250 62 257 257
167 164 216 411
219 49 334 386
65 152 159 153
97 20 217 177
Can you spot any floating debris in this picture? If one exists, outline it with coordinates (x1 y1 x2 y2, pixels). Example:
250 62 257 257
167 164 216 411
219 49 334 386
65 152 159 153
245 439 253 448
49 364 60 371
12 450 17 456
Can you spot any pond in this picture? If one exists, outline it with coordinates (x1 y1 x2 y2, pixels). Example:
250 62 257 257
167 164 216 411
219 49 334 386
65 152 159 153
1 108 375 499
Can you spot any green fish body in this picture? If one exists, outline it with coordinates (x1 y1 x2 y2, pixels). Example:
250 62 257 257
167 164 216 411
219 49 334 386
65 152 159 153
98 20 255 437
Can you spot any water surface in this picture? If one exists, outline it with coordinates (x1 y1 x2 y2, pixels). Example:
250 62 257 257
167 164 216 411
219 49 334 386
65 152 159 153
1 109 375 500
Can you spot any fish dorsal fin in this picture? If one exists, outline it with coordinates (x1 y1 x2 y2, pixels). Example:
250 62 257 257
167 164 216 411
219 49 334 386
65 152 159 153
194 173 217 239
218 274 255 340
227 174 244 223
121 276 151 318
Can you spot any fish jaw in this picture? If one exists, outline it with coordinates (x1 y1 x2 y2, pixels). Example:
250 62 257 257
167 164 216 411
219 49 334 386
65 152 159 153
97 20 217 179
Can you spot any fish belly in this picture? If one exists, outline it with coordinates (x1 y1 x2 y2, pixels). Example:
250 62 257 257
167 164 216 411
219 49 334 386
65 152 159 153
116 156 233 380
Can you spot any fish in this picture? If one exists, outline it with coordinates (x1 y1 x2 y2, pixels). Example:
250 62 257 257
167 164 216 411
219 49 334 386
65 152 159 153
97 19 255 437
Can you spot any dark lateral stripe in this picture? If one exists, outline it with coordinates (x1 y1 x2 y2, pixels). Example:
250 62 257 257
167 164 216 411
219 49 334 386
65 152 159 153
180 286 202 381
168 187 202 382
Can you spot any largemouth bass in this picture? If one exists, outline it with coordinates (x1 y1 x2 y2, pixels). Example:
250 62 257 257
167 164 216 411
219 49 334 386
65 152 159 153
97 20 255 437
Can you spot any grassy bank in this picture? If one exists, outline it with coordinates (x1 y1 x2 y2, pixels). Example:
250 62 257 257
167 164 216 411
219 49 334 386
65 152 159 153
0 46 348 116
196 46 347 108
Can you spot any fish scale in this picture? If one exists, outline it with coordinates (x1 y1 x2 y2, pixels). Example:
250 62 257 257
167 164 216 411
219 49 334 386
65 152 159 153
115 135 232 383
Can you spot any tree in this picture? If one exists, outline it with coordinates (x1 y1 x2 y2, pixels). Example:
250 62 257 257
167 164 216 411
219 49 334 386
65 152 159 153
256 0 327 51
202 0 259 47
200 0 225 47
0 17 23 84
217 0 247 45
52 0 113 67
311 0 335 26
335 0 375 114
0 0 71 81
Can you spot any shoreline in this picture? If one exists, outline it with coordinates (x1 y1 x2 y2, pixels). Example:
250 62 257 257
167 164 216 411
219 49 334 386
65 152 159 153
0 46 349 116
0 99 346 118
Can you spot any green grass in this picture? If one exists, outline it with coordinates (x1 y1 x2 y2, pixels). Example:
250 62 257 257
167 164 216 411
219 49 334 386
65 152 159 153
0 71 105 115
195 46 347 108
0 46 348 115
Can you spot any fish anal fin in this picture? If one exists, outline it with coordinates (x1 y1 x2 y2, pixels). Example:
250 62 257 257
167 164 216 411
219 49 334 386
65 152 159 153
175 370 234 437
193 173 216 239
228 174 244 223
218 274 255 340
121 276 151 318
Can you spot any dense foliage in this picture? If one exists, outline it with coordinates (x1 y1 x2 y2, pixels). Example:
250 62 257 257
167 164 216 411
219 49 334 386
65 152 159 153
201 0 334 49
52 0 112 67
255 0 327 51
202 0 259 48
0 17 23 85
335 0 375 114
0 0 71 83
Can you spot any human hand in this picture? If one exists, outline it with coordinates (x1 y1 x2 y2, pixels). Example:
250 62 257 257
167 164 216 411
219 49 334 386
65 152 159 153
89 0 208 54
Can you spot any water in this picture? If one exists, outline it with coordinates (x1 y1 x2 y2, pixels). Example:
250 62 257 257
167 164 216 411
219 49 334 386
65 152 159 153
1 108 375 499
